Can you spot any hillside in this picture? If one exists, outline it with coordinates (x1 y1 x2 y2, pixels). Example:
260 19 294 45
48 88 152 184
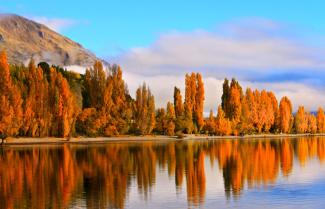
0 14 104 67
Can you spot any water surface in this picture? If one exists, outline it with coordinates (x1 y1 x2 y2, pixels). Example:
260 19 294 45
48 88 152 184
1 137 325 209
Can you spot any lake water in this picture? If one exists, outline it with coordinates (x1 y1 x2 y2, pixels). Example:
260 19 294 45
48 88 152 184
1 137 325 209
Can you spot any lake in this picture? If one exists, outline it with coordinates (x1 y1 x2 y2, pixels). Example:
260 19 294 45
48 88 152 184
1 137 325 209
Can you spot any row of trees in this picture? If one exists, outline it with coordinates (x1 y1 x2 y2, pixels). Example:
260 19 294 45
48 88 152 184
155 73 205 136
202 78 325 135
1 50 325 137
0 51 78 138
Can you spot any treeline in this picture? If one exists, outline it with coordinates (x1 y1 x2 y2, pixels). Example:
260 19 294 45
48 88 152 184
0 50 325 138
0 51 156 137
204 78 325 135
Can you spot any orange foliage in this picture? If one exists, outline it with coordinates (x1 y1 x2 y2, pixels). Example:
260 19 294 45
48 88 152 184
0 51 22 137
317 107 325 133
216 106 232 135
279 96 293 133
294 106 308 134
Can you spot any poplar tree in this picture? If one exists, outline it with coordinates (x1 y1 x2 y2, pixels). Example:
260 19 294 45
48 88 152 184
195 73 204 132
279 97 293 133
0 51 22 137
317 107 325 133
294 106 308 134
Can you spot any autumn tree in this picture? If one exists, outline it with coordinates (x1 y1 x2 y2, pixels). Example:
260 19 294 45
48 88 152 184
317 107 325 133
183 72 205 133
49 68 79 137
166 102 176 136
83 61 106 109
204 110 216 135
155 108 167 134
268 92 279 132
134 83 155 135
20 59 51 137
307 113 317 134
254 90 276 133
228 79 242 122
184 73 195 133
215 106 231 135
78 63 132 136
221 78 230 117
294 106 308 134
174 87 184 118
279 97 293 133
239 88 256 134
0 51 22 138
194 73 205 132
105 65 133 134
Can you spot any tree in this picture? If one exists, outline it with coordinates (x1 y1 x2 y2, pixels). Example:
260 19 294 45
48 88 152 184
216 106 231 135
184 73 195 133
194 73 204 132
279 97 293 133
106 65 133 134
256 90 275 133
21 60 51 137
317 107 325 133
228 79 242 122
204 110 216 135
147 89 156 134
83 61 106 109
184 73 205 133
49 68 78 137
76 108 100 136
268 92 279 132
294 106 308 134
221 78 230 117
174 87 184 118
79 63 133 136
239 88 255 134
166 102 176 136
134 83 156 135
307 113 317 134
0 51 22 137
155 108 167 134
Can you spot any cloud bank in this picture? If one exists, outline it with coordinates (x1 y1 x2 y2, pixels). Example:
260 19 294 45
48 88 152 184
110 19 325 113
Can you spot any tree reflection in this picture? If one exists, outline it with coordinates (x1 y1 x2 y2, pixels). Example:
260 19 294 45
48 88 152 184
0 137 325 208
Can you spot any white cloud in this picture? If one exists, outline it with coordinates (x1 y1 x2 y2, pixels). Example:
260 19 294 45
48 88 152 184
108 19 325 113
31 16 76 32
114 31 325 77
64 65 87 74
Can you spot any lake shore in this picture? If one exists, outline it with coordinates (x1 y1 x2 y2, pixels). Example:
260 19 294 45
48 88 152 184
2 133 325 145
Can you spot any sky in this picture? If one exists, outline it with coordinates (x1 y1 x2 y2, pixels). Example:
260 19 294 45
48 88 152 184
2 0 325 113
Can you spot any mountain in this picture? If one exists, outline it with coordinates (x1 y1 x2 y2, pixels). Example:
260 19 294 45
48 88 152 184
0 14 105 67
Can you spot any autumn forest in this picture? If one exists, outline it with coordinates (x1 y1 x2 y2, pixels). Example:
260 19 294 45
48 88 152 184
0 50 325 138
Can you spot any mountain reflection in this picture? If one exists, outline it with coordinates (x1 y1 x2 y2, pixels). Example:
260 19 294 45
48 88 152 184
1 137 325 209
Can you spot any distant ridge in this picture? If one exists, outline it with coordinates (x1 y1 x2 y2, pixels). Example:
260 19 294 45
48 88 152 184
0 14 106 67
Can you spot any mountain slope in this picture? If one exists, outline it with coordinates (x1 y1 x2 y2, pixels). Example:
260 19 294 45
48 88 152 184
0 14 104 67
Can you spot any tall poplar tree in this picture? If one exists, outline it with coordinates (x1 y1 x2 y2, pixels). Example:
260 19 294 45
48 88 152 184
279 97 293 133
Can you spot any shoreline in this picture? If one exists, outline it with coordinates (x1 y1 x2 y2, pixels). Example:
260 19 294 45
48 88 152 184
2 133 325 146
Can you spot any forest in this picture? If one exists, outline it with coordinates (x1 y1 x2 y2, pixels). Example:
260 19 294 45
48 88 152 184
0 50 325 138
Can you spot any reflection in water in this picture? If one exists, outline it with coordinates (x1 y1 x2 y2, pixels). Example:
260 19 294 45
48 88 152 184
0 137 325 209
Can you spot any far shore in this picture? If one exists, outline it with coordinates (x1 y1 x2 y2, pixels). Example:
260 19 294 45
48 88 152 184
2 133 325 146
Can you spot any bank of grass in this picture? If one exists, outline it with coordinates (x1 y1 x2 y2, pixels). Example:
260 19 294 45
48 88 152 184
2 133 325 146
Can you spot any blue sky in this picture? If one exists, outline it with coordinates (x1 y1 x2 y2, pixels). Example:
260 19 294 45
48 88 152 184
2 0 325 56
2 0 325 111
